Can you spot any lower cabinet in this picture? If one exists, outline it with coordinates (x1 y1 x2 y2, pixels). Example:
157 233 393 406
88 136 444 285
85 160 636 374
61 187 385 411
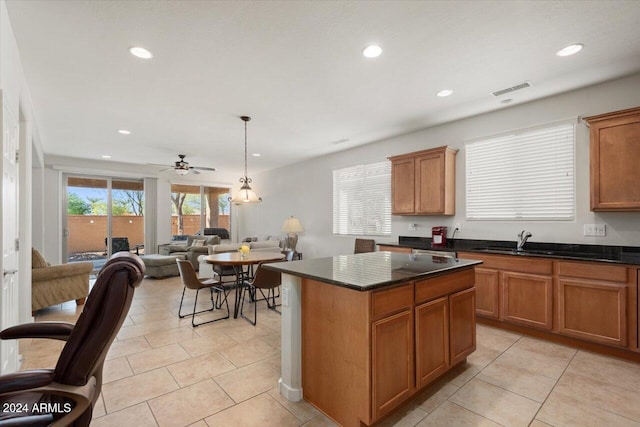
474 267 500 319
557 261 634 348
459 252 639 352
372 310 414 420
415 297 449 389
449 287 477 364
501 271 553 330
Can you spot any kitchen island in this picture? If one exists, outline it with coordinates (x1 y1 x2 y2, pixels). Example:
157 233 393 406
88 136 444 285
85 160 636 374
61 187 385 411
265 252 481 427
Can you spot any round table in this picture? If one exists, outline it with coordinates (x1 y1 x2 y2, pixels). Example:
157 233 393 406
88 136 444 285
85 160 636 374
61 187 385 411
204 252 285 318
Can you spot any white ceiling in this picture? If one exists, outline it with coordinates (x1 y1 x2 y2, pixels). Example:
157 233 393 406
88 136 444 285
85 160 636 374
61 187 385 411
6 1 640 181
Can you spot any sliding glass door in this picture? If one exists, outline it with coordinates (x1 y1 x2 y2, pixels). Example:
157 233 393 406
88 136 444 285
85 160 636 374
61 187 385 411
64 175 144 273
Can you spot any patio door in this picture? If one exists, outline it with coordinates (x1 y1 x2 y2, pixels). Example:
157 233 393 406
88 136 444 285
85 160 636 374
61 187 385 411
64 176 144 271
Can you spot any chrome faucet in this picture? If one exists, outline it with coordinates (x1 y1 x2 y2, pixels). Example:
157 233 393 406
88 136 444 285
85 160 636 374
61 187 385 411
517 230 532 251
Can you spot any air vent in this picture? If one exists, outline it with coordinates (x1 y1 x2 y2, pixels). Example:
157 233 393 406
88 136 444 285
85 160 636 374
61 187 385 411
491 81 532 97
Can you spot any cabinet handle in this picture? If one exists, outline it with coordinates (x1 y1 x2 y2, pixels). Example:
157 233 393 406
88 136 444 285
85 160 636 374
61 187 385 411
3 269 18 276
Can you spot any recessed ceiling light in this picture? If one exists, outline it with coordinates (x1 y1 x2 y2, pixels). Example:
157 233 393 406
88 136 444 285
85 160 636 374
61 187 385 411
556 44 583 57
500 98 513 104
437 89 453 97
129 46 153 59
117 129 131 135
101 155 112 159
362 45 383 58
252 153 261 157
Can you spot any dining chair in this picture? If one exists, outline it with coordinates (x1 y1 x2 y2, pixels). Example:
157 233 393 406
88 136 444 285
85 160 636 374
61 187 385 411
0 252 144 427
240 261 282 326
354 238 376 254
177 259 229 327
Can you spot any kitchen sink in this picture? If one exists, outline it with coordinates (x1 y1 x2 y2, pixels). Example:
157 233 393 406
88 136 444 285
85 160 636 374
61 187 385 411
472 247 598 258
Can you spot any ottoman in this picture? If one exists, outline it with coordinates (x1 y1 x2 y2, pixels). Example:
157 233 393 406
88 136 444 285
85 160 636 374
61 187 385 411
140 254 185 278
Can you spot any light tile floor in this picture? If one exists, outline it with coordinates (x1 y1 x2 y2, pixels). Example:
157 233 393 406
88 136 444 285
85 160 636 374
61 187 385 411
20 275 640 426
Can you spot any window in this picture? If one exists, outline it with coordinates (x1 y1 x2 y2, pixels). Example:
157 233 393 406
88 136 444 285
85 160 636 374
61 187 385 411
466 122 575 220
170 184 230 236
333 161 391 235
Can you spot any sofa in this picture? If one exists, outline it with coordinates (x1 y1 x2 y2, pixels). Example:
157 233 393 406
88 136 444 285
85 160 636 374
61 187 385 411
158 234 222 271
198 240 283 278
31 248 93 313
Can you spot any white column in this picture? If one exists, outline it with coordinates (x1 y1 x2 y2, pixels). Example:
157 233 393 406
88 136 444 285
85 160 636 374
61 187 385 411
279 273 302 401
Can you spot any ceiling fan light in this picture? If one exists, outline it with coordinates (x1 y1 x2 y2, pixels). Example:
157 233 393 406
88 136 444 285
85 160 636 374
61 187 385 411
175 168 189 176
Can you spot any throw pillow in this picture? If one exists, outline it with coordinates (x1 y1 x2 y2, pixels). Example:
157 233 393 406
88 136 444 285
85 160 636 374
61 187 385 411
32 248 48 269
192 239 206 247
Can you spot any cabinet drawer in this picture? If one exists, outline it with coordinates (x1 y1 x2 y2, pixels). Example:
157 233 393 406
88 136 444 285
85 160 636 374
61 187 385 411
558 261 628 283
458 252 552 275
415 269 474 304
378 245 412 254
372 283 414 320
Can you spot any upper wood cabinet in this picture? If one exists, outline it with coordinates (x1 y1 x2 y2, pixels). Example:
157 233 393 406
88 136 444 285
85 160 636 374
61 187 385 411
584 107 640 211
388 146 458 215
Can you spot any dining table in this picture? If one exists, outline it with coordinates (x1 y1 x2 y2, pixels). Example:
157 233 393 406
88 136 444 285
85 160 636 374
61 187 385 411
204 251 286 318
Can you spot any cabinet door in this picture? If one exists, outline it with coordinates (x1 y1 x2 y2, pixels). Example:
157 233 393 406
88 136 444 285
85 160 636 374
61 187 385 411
391 158 415 214
372 310 414 420
449 287 476 366
501 272 553 330
415 297 449 389
588 110 640 211
415 152 444 214
475 268 500 319
558 278 627 347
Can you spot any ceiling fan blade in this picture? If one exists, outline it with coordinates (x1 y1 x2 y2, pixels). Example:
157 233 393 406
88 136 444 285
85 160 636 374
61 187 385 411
192 166 216 172
147 163 173 167
191 168 201 175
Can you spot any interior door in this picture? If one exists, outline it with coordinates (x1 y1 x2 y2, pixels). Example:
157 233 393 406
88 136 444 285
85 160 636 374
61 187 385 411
2 100 20 374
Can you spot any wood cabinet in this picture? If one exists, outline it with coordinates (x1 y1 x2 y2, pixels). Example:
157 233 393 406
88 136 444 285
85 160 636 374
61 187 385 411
457 252 552 331
474 267 500 319
584 107 640 211
557 261 632 347
301 268 476 427
372 310 414 420
388 146 458 215
458 250 639 352
377 245 412 254
449 287 477 365
501 272 553 330
415 297 448 389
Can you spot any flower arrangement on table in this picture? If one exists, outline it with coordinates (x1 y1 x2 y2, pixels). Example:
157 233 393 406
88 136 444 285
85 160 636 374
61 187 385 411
238 245 250 258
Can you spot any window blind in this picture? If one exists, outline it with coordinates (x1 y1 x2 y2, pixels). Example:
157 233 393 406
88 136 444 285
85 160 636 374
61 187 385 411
466 123 575 220
333 161 392 235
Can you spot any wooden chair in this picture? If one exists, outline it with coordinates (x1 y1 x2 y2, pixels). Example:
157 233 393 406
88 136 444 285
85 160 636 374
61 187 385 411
177 259 229 327
354 238 376 254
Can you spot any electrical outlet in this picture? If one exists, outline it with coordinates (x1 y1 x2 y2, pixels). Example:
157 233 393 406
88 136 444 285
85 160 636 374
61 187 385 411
593 224 606 236
408 223 417 231
584 224 606 237
282 288 290 307
454 223 461 232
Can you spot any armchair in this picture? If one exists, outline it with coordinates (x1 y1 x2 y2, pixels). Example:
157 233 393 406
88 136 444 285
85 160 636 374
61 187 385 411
0 252 144 426
159 234 221 271
32 249 93 313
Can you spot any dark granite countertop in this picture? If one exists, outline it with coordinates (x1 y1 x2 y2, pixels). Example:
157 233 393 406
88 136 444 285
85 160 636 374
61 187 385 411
377 237 640 265
263 252 482 291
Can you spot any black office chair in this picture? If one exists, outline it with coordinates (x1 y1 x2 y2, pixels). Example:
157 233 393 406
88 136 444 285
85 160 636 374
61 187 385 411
0 252 144 427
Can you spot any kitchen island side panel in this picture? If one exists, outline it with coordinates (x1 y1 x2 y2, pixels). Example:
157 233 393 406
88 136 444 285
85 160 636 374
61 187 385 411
302 278 372 427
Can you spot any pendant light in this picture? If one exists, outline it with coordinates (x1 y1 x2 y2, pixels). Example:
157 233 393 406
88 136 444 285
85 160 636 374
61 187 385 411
230 116 262 203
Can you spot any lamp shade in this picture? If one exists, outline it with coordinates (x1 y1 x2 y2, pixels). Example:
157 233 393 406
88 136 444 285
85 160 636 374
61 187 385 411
282 216 304 233
230 187 262 204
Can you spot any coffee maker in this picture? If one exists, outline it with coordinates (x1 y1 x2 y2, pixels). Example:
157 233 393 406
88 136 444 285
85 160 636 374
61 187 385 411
431 226 447 248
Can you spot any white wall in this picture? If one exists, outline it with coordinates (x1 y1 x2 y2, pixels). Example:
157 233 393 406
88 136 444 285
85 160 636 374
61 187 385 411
242 72 640 258
0 0 45 323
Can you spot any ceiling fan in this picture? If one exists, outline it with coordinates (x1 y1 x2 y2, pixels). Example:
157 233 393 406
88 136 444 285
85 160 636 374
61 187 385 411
153 154 216 175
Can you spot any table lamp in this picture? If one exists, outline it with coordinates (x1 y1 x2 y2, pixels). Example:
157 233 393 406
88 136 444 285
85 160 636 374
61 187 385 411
281 216 304 252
